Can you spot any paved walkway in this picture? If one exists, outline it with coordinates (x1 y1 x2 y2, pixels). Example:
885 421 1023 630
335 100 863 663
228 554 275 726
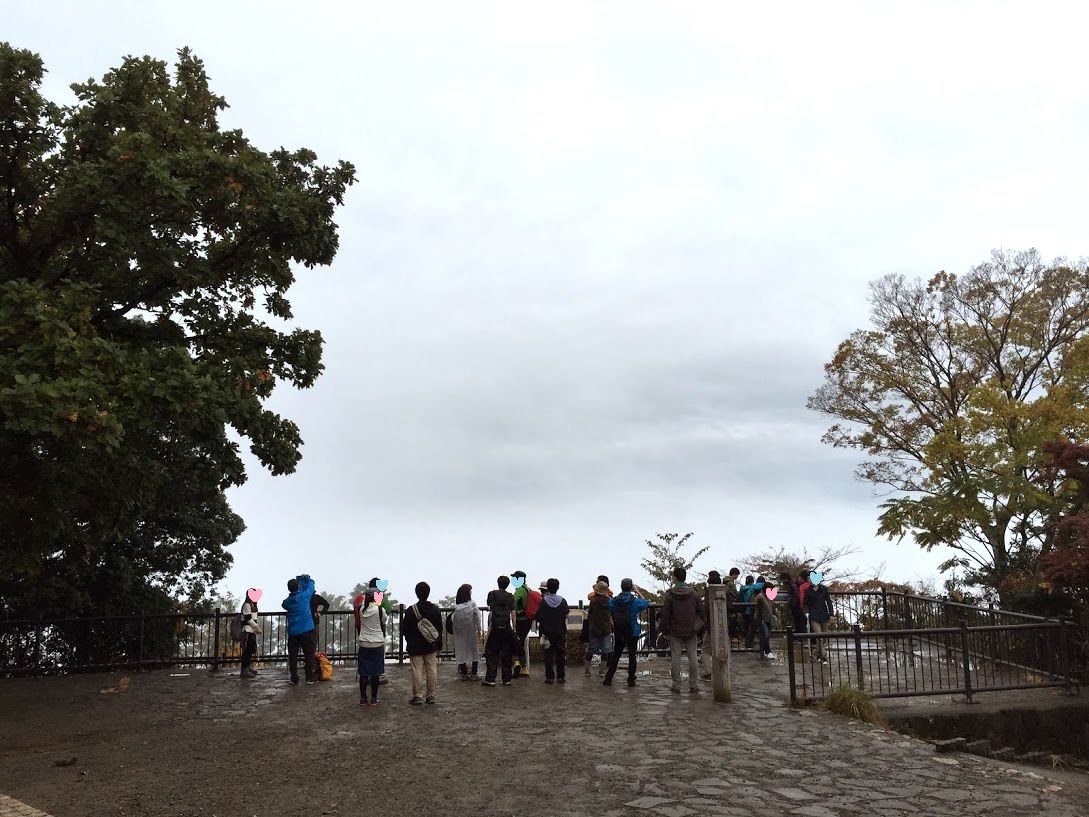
0 648 1086 816
0 794 52 817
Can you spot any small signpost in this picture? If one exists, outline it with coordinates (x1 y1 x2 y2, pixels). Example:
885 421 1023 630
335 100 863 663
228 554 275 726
705 584 732 703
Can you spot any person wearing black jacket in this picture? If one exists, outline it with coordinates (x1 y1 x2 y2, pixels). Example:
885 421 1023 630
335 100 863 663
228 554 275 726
805 576 835 662
402 581 443 704
309 589 330 647
533 578 570 684
483 575 517 686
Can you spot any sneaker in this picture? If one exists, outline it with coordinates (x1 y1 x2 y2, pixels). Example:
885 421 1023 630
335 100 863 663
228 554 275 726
502 680 512 686
557 677 566 684
409 696 424 705
359 699 368 707
764 652 776 659
306 679 317 685
481 680 496 687
290 678 300 686
425 695 436 705
545 678 554 685
370 698 380 706
246 668 259 678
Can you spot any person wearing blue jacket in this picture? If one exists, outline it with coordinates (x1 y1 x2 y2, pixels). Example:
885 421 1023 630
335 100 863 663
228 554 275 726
282 574 318 685
604 578 650 687
739 575 766 649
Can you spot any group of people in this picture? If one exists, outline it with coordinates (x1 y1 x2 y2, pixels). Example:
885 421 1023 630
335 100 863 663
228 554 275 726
238 565 837 706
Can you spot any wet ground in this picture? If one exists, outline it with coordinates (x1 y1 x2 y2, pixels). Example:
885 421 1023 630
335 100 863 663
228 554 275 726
1 649 1086 817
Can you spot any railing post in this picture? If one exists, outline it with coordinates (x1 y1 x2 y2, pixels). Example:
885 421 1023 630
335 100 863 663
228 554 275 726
852 624 864 691
880 587 889 631
1058 619 1073 693
212 607 221 672
959 622 973 703
398 604 405 664
786 626 797 705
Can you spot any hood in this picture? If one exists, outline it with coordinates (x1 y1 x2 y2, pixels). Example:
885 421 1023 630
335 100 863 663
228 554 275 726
615 591 636 604
668 586 695 599
359 603 381 619
544 593 565 608
454 601 475 611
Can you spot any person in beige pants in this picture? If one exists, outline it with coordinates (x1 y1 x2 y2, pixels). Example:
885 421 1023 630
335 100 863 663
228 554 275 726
403 582 443 704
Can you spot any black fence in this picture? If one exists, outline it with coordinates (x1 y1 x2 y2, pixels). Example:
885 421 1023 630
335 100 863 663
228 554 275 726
786 619 1077 704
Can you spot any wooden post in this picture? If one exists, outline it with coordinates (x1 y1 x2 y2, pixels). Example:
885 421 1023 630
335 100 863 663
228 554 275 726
705 585 731 703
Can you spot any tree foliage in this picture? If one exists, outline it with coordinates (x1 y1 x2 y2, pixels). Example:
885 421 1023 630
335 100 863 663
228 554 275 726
1038 441 1089 601
739 544 862 585
640 532 709 591
809 250 1089 600
0 44 356 618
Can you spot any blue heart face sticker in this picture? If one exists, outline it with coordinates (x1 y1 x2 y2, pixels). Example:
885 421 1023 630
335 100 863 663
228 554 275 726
376 579 389 591
511 576 525 590
810 571 823 586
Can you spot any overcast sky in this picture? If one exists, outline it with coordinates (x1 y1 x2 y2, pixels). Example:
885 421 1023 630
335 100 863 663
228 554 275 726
10 2 1089 605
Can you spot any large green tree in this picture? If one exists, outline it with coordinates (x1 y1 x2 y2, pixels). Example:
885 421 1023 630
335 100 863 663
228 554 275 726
808 250 1089 602
0 45 356 618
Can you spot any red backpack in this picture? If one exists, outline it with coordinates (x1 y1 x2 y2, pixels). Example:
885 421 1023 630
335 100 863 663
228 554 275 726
524 589 542 618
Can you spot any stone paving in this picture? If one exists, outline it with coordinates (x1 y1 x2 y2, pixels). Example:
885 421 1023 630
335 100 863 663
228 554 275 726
1 646 1086 816
0 794 53 817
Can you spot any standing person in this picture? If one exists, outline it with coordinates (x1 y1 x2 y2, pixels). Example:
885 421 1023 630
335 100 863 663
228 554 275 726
586 581 614 678
660 567 704 694
354 589 387 706
805 574 834 662
726 567 742 638
402 581 443 704
309 587 330 649
605 578 650 687
366 577 393 686
239 588 261 679
282 574 318 685
584 575 612 676
789 569 813 647
483 575 517 687
739 575 766 648
511 570 532 679
451 583 481 681
755 582 776 659
534 578 570 684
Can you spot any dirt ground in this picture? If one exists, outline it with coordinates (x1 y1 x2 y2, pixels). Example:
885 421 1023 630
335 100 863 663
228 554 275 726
2 655 1088 817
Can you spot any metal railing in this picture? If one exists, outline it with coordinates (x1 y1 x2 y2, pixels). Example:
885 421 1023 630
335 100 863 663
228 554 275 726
786 619 1077 704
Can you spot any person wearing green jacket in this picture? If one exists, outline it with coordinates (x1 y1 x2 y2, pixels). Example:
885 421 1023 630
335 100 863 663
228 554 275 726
511 570 532 678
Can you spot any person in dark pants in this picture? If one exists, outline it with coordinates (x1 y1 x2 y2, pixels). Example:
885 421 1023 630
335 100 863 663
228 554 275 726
511 570 533 678
534 578 570 683
309 587 330 648
282 574 317 685
789 569 812 646
239 588 260 678
483 575 516 686
605 578 650 687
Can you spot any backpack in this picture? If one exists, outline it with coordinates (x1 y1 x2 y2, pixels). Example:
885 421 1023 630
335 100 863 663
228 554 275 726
412 604 440 644
228 613 243 642
611 596 633 635
315 651 333 681
524 589 542 619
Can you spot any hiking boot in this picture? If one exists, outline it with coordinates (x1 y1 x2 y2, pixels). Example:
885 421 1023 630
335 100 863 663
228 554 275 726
517 668 529 678
409 696 424 705
481 680 496 687
425 695 436 704
512 662 522 678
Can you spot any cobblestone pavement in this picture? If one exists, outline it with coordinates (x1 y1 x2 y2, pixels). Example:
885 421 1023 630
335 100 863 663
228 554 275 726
1 649 1086 816
0 794 53 817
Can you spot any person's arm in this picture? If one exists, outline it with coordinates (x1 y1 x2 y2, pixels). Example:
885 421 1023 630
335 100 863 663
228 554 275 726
660 594 672 635
313 593 330 615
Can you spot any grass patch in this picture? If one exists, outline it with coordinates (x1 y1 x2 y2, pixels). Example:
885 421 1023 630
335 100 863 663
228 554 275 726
820 685 888 728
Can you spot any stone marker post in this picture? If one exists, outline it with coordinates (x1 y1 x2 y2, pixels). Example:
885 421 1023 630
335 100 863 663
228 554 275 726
705 584 731 703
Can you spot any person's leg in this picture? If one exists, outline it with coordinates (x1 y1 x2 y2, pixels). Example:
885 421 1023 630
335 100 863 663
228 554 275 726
627 630 638 683
543 641 555 680
359 674 369 703
744 614 755 648
408 655 423 698
687 637 700 690
425 652 438 700
513 618 532 676
604 633 622 684
302 632 317 682
483 632 498 683
369 676 380 703
669 636 683 690
470 660 479 680
760 621 771 654
241 632 256 673
811 620 825 659
556 635 567 681
287 634 300 683
457 662 467 679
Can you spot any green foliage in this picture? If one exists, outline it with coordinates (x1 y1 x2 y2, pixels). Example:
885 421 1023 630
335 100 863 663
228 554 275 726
640 532 709 592
820 685 888 727
809 250 1089 601
741 545 861 584
0 44 356 618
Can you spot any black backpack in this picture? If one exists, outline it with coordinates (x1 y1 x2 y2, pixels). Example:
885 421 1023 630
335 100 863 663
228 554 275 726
611 596 633 635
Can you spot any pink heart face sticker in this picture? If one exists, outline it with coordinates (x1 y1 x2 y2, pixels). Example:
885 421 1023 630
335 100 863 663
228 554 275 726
247 588 262 603
373 591 384 606
766 587 778 601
